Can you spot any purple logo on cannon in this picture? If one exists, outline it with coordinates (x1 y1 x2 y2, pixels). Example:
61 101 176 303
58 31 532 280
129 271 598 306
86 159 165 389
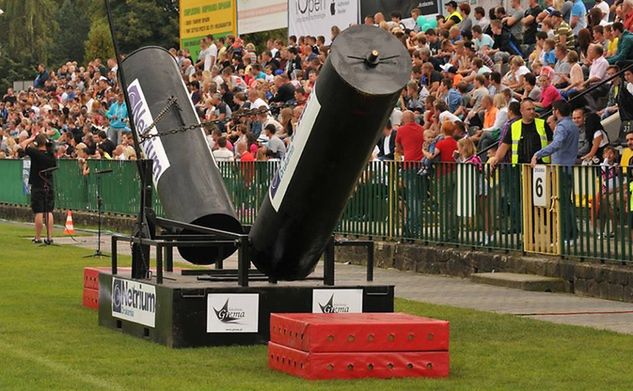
127 80 171 185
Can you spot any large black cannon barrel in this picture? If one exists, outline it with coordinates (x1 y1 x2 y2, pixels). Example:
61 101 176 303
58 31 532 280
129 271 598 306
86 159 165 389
248 25 411 280
121 47 242 264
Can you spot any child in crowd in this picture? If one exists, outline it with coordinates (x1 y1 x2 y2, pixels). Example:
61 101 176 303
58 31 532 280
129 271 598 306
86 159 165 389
542 39 556 66
598 146 620 239
418 129 441 176
455 138 492 244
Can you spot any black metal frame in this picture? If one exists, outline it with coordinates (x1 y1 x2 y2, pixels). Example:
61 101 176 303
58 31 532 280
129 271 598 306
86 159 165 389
111 218 375 287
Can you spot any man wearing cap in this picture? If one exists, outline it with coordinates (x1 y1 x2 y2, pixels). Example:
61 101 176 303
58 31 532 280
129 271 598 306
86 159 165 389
440 1 463 30
550 10 575 51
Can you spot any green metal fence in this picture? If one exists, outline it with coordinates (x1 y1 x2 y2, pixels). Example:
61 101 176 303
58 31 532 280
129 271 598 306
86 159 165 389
0 159 631 263
559 165 632 263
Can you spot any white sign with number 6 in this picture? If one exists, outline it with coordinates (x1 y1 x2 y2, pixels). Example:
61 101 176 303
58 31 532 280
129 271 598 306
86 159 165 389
532 165 548 207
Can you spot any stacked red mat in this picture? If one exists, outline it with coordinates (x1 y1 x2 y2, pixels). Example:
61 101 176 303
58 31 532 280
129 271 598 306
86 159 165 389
268 312 449 380
82 267 100 310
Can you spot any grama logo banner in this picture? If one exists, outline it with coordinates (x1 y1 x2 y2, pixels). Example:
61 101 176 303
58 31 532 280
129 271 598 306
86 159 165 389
312 289 363 313
207 293 259 333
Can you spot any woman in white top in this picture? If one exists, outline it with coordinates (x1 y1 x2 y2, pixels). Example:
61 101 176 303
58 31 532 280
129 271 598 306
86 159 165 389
502 56 530 91
560 50 584 99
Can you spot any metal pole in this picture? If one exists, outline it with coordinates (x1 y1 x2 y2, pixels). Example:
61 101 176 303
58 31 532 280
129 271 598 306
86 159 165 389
103 0 144 162
366 242 374 282
111 236 117 274
104 0 151 279
238 238 250 287
323 237 335 286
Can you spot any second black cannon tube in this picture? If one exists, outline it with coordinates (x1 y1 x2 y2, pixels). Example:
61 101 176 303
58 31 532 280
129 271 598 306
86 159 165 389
248 25 411 280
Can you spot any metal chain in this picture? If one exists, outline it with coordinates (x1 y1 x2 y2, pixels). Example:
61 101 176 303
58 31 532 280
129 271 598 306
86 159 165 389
137 104 285 144
139 96 179 138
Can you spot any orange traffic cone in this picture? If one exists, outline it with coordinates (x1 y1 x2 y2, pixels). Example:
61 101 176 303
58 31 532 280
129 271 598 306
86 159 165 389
64 210 75 235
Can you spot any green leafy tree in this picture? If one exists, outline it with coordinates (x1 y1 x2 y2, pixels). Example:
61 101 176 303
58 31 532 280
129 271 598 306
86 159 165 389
50 0 91 66
84 18 115 62
0 0 57 64
109 0 179 54
242 28 288 53
0 44 35 93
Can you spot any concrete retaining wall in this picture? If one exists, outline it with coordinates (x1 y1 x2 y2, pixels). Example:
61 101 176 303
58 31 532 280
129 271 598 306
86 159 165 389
335 240 633 303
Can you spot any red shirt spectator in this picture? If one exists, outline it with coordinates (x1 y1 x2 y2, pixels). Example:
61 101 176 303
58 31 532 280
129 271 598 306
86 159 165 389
240 151 255 162
537 75 562 111
435 136 458 162
625 11 633 32
395 111 424 161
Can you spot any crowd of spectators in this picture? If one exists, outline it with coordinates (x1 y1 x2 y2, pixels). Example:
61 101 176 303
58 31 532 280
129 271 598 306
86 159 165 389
3 2 633 190
3 1 633 167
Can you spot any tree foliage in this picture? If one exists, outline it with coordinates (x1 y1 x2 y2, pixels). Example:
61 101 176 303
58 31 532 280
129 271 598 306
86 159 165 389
84 17 115 62
242 28 289 53
51 0 92 66
0 0 284 92
0 0 57 64
109 0 180 54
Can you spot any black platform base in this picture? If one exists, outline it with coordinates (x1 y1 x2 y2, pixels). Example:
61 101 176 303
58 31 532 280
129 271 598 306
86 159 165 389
98 270 394 348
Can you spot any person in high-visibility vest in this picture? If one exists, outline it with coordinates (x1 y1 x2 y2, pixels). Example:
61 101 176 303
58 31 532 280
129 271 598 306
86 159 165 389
489 100 553 169
623 133 633 241
488 100 553 239
440 1 463 30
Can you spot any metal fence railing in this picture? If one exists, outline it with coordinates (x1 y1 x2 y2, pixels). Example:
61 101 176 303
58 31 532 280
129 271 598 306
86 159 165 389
0 159 631 264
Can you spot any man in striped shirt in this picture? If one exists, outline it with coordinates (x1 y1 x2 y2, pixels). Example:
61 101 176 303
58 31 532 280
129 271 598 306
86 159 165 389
550 10 575 51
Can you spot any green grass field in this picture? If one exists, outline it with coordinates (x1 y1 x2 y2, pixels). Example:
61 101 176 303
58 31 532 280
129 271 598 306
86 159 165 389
1 221 632 390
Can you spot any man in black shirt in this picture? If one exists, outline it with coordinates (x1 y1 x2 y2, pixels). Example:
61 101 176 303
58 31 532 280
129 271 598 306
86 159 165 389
19 133 57 244
96 130 115 157
270 74 296 104
522 0 542 52
490 99 553 167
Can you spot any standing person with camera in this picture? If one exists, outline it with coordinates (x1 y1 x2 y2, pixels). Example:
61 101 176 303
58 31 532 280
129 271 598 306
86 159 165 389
19 132 56 244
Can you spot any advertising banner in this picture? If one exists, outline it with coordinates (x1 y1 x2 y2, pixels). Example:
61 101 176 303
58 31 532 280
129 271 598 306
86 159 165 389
360 0 441 20
111 277 157 328
288 0 358 43
179 0 237 58
207 293 260 333
238 0 288 35
312 289 363 313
